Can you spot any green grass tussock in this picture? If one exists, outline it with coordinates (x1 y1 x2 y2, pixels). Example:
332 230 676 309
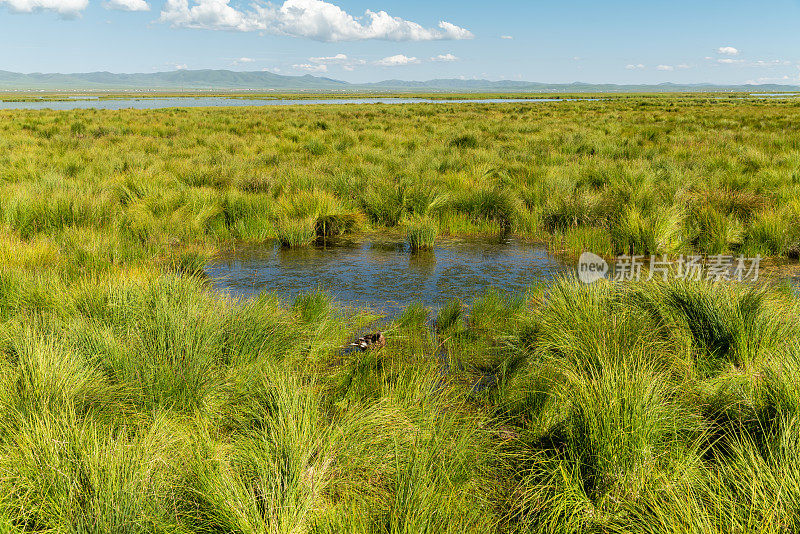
407 215 438 251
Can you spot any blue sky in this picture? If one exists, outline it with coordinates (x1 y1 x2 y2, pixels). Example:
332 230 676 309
1 0 799 84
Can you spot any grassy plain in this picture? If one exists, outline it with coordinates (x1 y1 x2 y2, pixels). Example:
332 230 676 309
3 95 800 257
0 96 799 532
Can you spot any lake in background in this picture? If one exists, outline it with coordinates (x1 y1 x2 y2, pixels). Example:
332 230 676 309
0 96 579 111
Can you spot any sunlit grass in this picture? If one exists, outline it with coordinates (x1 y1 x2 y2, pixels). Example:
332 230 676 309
1 97 799 257
407 215 438 250
0 96 799 530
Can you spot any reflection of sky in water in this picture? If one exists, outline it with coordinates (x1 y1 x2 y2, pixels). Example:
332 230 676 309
207 238 800 314
205 236 573 315
0 97 575 111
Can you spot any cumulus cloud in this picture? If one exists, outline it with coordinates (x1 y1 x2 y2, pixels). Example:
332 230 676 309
500 35 513 39
717 58 743 64
174 63 188 69
159 0 473 41
232 56 255 65
0 0 87 16
160 0 261 31
375 54 420 66
717 46 739 55
105 0 149 11
436 21 472 39
625 63 645 70
656 64 674 71
293 63 328 73
431 53 458 62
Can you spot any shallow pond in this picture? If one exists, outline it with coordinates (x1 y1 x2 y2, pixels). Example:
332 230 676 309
206 236 571 315
0 96 580 111
207 237 800 317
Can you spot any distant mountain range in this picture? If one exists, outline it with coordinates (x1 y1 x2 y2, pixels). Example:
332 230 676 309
1 69 800 93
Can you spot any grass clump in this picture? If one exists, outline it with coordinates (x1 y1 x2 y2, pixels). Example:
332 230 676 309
449 134 479 149
277 190 362 241
275 216 317 248
407 215 438 251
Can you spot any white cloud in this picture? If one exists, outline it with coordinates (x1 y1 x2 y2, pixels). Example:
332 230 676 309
749 75 793 83
309 53 348 63
752 59 791 67
232 56 255 65
0 0 87 16
431 53 458 62
436 21 472 39
307 53 366 71
717 57 790 68
159 0 473 41
656 64 674 71
105 0 149 11
676 64 691 69
293 63 328 73
375 54 420 66
625 63 645 70
500 35 513 39
160 0 260 31
174 63 188 70
717 46 739 56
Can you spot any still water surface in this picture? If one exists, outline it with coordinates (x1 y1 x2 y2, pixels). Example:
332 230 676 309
206 236 571 315
0 96 577 111
749 93 800 97
207 236 800 316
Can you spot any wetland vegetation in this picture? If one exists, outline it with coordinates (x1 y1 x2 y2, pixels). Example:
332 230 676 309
1 95 800 532
2 95 799 257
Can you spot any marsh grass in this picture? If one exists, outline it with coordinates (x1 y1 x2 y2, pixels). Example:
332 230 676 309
0 97 799 531
276 216 317 247
407 215 438 250
0 262 798 531
3 98 800 255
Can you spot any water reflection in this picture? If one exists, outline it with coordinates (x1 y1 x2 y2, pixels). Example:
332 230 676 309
206 237 800 315
0 96 583 111
206 236 571 315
